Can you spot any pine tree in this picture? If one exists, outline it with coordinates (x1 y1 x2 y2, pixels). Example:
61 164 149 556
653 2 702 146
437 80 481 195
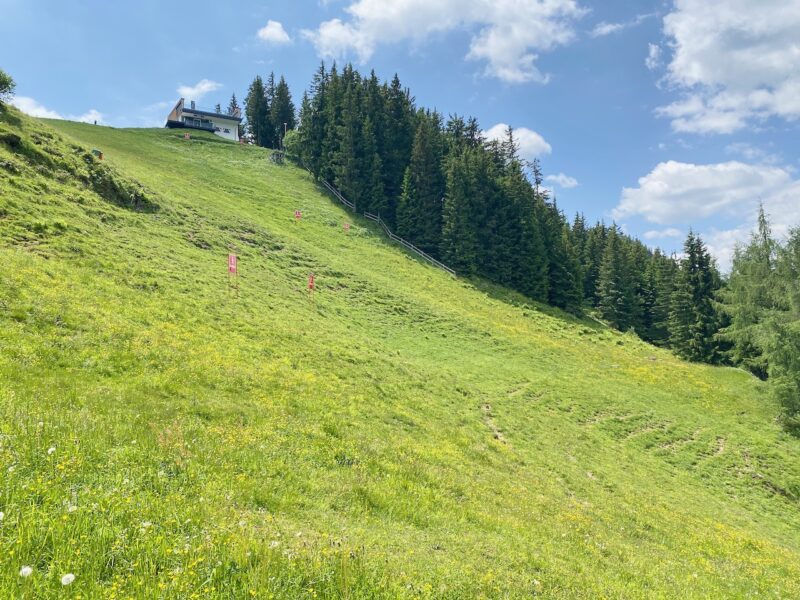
582 223 607 305
598 226 637 330
669 232 722 362
263 72 277 147
441 149 481 274
397 111 446 254
721 205 777 378
270 75 296 149
361 115 386 215
244 76 269 146
227 93 240 116
769 228 800 432
382 74 414 226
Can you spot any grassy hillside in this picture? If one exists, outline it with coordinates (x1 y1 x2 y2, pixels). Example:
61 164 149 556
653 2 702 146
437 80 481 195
1 106 799 598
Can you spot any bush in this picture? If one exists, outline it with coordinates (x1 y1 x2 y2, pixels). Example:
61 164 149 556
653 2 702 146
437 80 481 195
0 68 15 104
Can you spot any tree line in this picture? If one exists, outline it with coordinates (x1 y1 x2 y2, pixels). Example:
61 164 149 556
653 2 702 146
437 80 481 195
244 72 296 149
244 63 797 432
285 63 721 340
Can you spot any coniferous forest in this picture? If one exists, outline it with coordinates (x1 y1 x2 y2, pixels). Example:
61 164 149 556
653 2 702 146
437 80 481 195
242 63 800 433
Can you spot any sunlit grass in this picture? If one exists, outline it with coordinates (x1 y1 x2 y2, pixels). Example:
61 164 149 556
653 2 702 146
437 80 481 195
0 108 798 597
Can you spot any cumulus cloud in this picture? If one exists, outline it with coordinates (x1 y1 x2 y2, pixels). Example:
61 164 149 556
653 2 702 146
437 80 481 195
12 96 103 123
545 173 579 188
615 160 800 270
656 0 800 133
177 79 222 101
484 123 552 160
302 0 587 83
257 20 292 45
11 96 63 119
614 160 795 225
643 228 682 240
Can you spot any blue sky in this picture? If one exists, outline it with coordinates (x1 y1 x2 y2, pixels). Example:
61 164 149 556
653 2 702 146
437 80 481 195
3 0 799 269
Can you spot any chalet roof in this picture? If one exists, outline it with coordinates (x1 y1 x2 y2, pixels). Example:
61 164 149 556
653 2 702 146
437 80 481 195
182 106 243 122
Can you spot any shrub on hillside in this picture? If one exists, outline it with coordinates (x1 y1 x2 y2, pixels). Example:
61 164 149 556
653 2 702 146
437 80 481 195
0 68 15 104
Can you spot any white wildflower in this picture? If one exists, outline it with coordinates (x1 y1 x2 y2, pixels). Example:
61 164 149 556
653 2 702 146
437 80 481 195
8 465 15 473
61 573 75 586
269 540 280 549
0 511 4 521
67 505 77 513
20 566 33 577
47 447 56 456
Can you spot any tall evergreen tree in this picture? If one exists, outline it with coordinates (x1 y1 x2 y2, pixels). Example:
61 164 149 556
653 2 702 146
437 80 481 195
598 226 638 330
669 232 722 363
396 111 445 254
382 74 414 226
441 149 482 274
244 76 269 146
720 205 777 378
270 75 296 149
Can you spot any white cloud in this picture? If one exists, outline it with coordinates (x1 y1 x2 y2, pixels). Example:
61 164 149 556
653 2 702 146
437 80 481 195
614 160 795 225
724 142 781 165
645 43 661 70
591 22 625 37
302 0 587 83
177 79 222 101
11 96 63 119
591 13 655 38
545 172 579 188
257 20 292 45
643 228 682 240
615 160 800 270
76 109 103 124
484 123 552 160
12 97 103 123
657 0 800 133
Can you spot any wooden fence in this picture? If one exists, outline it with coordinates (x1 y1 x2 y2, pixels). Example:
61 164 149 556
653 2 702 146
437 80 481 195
363 212 456 276
297 158 456 277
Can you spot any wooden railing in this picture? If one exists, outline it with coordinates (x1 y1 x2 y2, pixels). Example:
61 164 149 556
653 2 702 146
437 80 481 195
296 158 455 277
363 212 456 276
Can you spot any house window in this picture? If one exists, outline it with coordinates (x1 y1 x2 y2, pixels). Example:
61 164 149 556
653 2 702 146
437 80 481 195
224 128 230 133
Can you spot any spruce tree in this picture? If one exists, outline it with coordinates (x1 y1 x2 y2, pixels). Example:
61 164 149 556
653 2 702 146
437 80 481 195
270 75 296 149
382 74 414 225
669 232 722 362
244 76 269 146
441 149 481 274
395 111 445 254
598 226 637 330
721 205 777 378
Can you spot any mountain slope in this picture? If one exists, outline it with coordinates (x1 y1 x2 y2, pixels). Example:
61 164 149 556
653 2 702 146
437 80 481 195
1 108 799 598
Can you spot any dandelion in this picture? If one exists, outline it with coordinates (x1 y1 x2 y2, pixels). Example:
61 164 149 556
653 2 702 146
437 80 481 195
61 573 75 586
47 447 56 455
20 566 33 577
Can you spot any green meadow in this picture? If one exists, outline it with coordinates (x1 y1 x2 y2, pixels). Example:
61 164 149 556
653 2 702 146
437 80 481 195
1 107 799 598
